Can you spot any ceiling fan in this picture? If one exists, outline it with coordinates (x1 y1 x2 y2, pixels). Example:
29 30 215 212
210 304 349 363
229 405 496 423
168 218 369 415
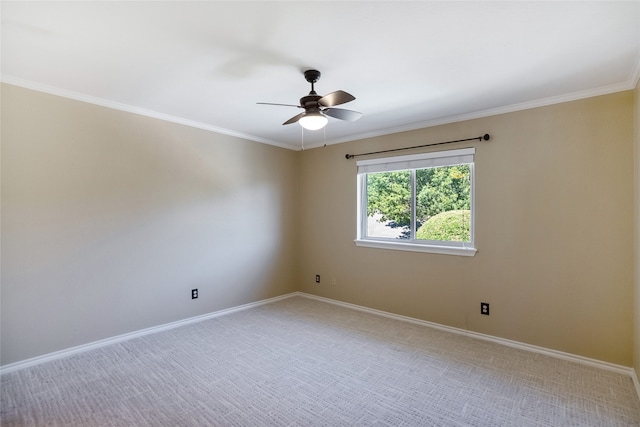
257 69 362 130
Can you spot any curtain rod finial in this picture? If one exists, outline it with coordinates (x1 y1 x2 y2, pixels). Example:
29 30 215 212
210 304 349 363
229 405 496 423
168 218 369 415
346 154 353 160
483 134 490 141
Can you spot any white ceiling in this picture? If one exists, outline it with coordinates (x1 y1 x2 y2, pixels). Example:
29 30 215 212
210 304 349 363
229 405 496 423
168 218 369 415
2 1 639 150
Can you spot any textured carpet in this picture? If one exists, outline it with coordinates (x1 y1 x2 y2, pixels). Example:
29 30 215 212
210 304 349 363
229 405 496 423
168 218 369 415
2 296 640 426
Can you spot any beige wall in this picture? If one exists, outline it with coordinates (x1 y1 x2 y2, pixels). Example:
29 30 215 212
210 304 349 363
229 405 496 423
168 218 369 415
299 91 635 366
1 83 636 369
634 79 640 378
0 84 299 365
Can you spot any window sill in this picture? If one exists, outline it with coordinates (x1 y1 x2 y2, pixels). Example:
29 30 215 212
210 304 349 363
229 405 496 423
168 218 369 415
354 239 477 256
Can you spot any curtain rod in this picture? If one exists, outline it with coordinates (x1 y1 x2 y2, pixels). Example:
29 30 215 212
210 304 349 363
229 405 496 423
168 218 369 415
345 134 490 160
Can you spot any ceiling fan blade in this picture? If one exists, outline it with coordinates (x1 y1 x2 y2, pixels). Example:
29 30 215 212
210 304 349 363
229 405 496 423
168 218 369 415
323 108 362 122
283 112 306 125
318 90 355 107
257 102 302 108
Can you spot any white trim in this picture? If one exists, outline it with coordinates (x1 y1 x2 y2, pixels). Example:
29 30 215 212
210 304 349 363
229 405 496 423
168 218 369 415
355 238 477 256
3 291 639 402
633 369 640 404
0 293 296 375
356 147 475 172
303 80 638 150
3 74 637 152
0 75 294 151
357 147 475 254
296 292 637 380
629 53 640 89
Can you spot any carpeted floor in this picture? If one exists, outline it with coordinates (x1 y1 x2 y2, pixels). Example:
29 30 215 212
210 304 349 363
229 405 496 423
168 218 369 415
2 296 640 426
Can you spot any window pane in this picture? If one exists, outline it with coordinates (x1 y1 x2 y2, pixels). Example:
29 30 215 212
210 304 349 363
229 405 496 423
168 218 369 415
366 171 411 239
415 165 471 242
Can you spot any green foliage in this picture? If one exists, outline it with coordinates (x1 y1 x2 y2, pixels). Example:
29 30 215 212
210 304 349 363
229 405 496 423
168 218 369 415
416 210 471 242
416 165 470 223
366 165 471 231
366 171 411 227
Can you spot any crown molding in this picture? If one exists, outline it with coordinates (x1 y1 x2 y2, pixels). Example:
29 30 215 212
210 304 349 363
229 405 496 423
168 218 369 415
303 77 639 150
0 75 294 150
3 72 637 153
630 53 640 89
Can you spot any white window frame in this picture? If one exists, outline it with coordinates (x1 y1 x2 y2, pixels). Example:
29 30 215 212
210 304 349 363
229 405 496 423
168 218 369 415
355 147 477 256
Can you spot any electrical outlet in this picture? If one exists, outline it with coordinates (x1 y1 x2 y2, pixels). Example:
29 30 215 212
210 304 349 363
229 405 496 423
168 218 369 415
480 302 489 315
331 277 336 286
192 289 198 299
315 275 320 283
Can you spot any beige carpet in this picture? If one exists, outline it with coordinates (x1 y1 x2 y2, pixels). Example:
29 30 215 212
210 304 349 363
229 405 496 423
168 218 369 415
2 296 639 426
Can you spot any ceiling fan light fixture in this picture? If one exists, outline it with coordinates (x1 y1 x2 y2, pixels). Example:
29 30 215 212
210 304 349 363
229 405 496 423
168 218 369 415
299 112 328 130
258 69 360 131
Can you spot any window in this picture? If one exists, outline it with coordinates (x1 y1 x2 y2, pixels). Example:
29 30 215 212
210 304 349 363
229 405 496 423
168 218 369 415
356 147 476 256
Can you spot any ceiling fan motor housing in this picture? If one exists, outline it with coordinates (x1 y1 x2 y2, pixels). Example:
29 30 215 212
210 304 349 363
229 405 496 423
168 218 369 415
300 94 322 109
257 68 361 127
304 69 321 84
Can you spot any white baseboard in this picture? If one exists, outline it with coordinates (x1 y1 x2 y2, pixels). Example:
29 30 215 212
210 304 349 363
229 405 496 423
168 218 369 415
0 293 295 375
295 292 640 401
632 369 640 404
3 290 640 404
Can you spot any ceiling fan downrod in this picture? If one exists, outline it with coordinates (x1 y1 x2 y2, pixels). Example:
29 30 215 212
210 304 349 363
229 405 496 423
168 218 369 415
304 69 322 95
